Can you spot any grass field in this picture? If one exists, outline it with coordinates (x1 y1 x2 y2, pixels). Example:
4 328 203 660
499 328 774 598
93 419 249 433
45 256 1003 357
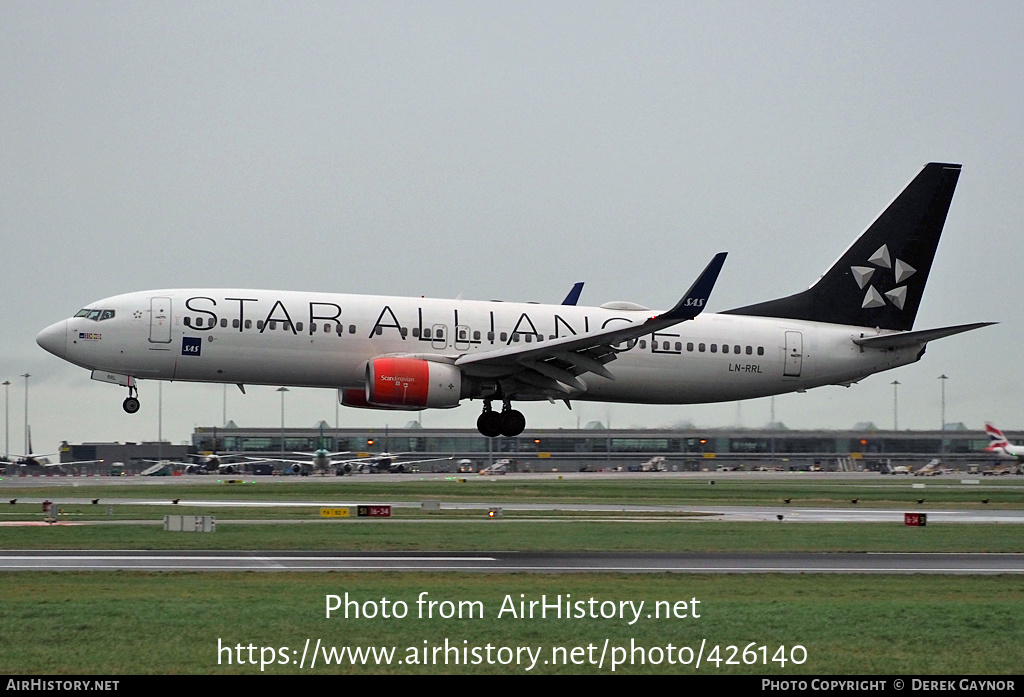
1 572 1022 675
0 520 1022 553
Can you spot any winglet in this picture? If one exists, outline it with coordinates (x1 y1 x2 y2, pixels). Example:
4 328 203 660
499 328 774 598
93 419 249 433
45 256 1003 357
655 252 728 322
561 282 584 306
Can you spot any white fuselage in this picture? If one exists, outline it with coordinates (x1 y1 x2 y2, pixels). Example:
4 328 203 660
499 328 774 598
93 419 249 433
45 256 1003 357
37 288 923 407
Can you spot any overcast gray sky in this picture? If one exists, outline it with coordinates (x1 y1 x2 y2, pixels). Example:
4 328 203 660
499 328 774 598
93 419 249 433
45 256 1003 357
3 1 1022 453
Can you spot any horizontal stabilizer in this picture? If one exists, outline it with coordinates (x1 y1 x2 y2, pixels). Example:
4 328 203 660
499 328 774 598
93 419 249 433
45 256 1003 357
853 322 995 350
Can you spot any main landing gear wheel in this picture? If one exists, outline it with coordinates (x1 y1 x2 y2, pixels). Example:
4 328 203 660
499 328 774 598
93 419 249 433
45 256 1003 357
477 407 502 438
498 406 526 438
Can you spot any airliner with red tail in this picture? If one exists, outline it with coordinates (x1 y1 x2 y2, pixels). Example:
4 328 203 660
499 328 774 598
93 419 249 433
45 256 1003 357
983 423 1024 462
37 163 992 437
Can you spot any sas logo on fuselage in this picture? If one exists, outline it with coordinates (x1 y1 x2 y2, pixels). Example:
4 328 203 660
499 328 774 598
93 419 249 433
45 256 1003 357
181 337 202 356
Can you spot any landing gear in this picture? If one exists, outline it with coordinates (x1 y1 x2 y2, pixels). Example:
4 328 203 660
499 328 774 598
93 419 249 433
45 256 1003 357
477 400 526 438
122 384 140 414
477 402 502 438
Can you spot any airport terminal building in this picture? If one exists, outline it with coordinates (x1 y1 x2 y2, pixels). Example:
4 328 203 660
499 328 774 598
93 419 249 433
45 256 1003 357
179 423 1006 473
47 424 1014 475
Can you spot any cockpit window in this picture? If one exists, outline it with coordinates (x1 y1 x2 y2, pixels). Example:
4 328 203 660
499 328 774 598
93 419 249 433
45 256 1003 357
75 309 115 321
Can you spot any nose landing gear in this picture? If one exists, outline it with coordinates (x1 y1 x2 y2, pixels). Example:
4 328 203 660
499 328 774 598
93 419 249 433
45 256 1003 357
122 384 140 414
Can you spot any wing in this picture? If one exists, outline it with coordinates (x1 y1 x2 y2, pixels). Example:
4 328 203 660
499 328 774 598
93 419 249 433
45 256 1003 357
454 253 727 397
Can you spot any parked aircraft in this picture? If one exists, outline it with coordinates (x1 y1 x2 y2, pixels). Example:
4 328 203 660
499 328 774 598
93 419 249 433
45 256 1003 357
3 453 103 470
983 423 1024 462
337 452 453 474
37 163 992 437
255 448 354 476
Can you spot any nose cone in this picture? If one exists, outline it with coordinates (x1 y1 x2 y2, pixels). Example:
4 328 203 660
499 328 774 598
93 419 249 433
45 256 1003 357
36 320 68 359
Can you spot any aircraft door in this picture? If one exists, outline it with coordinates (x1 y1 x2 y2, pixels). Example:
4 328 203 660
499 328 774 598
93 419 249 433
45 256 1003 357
455 324 471 351
784 330 803 377
149 297 172 344
431 324 447 350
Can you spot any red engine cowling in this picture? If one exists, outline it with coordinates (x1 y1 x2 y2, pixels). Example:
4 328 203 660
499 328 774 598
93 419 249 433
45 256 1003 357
365 357 462 409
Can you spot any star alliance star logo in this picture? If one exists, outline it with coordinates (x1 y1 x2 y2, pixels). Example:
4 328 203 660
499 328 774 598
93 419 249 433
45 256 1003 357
851 244 915 310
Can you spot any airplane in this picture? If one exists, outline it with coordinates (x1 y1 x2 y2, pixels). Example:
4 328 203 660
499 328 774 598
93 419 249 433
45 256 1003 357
37 163 993 438
3 453 103 470
254 448 354 476
137 454 249 475
341 452 454 474
983 423 1024 463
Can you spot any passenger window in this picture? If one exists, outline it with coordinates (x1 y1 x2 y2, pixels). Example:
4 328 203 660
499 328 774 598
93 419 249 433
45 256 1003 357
746 346 752 355
662 341 669 350
269 321 277 331
349 325 356 334
374 326 382 336
245 320 252 329
734 345 741 354
437 329 444 339
487 332 494 341
640 340 646 349
757 347 764 355
474 331 481 341
500 332 507 342
513 334 519 343
220 319 227 328
525 334 532 343
699 343 705 352
675 342 682 351
296 322 303 332
412 328 420 338
257 321 264 330
458 330 466 340
184 316 192 327
233 319 240 329
710 344 717 353
723 345 729 354
423 328 432 339
400 327 407 337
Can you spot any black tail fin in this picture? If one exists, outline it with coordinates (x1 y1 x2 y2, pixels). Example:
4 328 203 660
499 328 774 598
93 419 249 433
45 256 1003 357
723 162 961 331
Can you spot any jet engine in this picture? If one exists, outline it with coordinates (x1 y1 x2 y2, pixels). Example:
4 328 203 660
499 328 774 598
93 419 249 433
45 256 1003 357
365 357 463 409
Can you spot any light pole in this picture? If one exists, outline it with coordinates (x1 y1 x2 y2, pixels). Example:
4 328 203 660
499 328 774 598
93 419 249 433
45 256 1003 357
938 374 948 455
3 380 10 458
158 382 163 462
891 380 900 431
277 387 289 454
21 374 29 454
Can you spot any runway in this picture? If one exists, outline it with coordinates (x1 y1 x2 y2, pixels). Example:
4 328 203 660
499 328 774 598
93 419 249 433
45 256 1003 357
1 549 1022 573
